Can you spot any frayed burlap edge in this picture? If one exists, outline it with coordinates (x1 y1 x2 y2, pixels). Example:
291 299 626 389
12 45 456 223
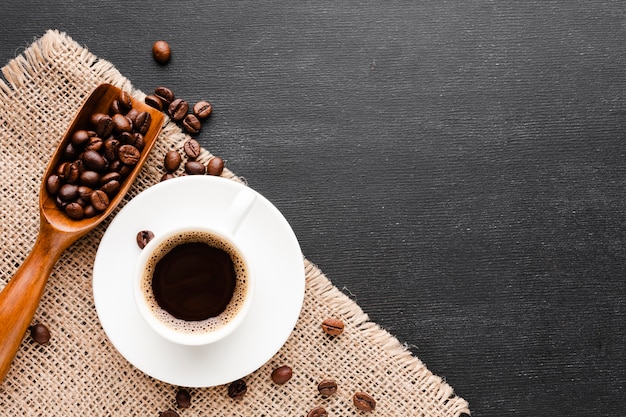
0 29 470 416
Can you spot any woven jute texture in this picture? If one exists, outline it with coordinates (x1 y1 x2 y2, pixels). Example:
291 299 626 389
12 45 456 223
0 30 469 416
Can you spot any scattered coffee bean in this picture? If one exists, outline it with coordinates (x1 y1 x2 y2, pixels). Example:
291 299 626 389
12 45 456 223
136 230 155 249
193 101 212 119
321 318 345 336
307 406 328 417
185 161 206 175
154 86 175 107
353 391 376 412
158 410 179 417
207 156 224 176
164 150 182 173
144 94 163 111
182 113 201 134
271 365 293 384
317 379 338 396
228 379 247 399
183 139 201 160
152 40 172 64
168 98 189 122
29 323 51 344
175 388 191 408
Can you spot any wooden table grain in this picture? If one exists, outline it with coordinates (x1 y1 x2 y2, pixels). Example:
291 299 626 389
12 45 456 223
1 2 625 415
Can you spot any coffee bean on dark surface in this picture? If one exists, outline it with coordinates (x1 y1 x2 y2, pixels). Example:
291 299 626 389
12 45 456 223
317 379 338 396
207 156 224 176
182 113 201 134
271 365 293 384
228 379 247 399
183 139 201 160
353 392 376 412
136 230 155 249
144 94 163 111
185 161 206 175
307 406 328 417
164 150 182 173
158 410 179 417
193 101 212 119
154 86 175 107
152 40 172 64
321 318 344 336
30 323 51 344
175 389 191 408
168 99 189 121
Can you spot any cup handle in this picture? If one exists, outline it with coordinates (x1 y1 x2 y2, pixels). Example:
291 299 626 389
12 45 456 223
223 187 257 235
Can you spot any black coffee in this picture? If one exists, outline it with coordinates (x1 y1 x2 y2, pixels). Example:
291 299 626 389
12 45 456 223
140 231 248 334
152 242 236 321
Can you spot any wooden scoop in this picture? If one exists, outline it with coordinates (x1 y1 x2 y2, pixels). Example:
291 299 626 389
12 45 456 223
0 84 164 382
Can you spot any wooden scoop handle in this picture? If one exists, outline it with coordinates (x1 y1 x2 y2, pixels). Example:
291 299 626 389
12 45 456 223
0 221 76 382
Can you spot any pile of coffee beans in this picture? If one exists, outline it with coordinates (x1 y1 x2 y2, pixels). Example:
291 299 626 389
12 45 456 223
46 91 151 220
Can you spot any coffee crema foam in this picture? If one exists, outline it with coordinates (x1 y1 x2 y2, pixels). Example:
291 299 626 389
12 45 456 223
140 231 248 334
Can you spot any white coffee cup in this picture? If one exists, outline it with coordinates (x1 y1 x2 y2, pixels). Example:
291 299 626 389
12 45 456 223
133 187 256 346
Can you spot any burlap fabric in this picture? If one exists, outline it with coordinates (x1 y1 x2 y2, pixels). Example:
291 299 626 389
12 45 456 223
0 30 469 416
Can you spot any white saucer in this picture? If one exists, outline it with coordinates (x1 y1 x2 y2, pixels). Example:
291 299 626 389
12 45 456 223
92 176 305 387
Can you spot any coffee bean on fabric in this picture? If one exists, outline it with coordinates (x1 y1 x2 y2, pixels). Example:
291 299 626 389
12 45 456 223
185 161 206 175
183 139 201 160
182 114 201 134
175 389 191 408
29 323 51 344
158 410 179 417
168 99 189 121
154 86 175 107
321 318 344 336
164 150 182 173
207 156 224 176
228 379 247 399
193 101 212 119
152 40 172 64
317 379 338 396
353 392 376 412
136 230 155 249
271 365 293 384
307 406 328 417
144 94 163 111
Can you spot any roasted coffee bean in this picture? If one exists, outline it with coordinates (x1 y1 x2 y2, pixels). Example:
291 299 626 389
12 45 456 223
353 392 376 412
136 230 155 249
152 40 172 64
158 410 179 417
58 183 79 201
193 100 212 119
207 156 224 176
91 189 110 211
126 108 140 124
79 170 101 188
321 318 344 336
109 99 123 114
85 136 103 152
71 129 91 146
46 174 61 195
271 365 293 384
164 150 182 173
307 406 328 417
30 323 51 344
168 98 189 121
182 113 201 134
183 139 201 160
112 113 133 133
66 162 80 184
101 180 120 197
62 142 79 160
82 149 108 171
65 202 84 220
77 185 94 200
118 144 141 165
118 131 134 145
161 173 175 181
101 171 121 183
94 114 114 138
317 379 338 396
134 111 152 135
83 205 97 218
144 94 163 111
130 133 145 150
155 86 175 107
228 379 247 399
185 161 206 175
103 138 120 161
119 91 132 112
175 389 191 409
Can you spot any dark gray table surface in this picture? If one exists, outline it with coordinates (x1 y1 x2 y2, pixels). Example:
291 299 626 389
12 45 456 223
2 2 625 416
